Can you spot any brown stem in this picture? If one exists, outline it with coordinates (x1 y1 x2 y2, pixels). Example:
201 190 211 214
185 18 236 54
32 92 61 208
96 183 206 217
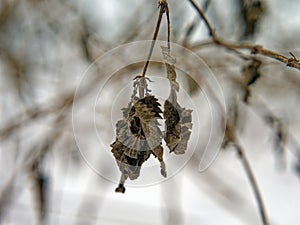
187 0 300 71
166 5 171 51
187 0 217 40
234 143 270 225
183 0 211 46
224 121 270 225
141 4 165 77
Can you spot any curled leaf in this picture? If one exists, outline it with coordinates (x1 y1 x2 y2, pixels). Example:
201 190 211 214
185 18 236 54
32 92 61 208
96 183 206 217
161 45 193 155
161 46 179 91
164 99 192 154
111 94 166 193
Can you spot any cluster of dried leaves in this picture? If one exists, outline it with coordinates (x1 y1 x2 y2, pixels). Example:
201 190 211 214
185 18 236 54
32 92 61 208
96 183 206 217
111 48 192 193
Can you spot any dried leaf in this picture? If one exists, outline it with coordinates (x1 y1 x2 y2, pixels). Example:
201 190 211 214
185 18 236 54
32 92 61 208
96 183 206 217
242 59 261 102
222 122 236 148
111 94 166 193
164 99 192 154
111 139 151 179
243 59 261 86
239 0 265 39
161 45 193 154
161 46 179 91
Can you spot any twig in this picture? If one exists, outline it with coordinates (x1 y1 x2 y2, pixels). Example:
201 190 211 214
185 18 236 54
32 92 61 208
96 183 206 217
187 0 217 40
188 155 273 225
141 1 168 77
224 123 270 225
183 0 211 46
165 3 171 50
187 0 300 71
234 143 270 225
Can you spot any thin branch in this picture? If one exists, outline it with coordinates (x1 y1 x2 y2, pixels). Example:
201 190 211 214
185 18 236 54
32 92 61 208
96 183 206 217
165 4 171 50
187 0 217 40
141 1 168 77
183 0 211 46
234 143 270 225
187 0 300 71
224 123 270 225
187 155 273 225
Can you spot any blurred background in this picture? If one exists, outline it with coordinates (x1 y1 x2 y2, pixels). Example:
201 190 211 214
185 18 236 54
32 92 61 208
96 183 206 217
0 0 300 224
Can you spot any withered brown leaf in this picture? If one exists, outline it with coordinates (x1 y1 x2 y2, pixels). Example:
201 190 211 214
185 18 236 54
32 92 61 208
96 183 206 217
161 46 179 91
111 95 166 193
161 45 193 155
164 99 192 154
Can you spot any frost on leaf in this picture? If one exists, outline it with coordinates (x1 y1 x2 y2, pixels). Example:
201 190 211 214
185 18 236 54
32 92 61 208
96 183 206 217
111 87 166 193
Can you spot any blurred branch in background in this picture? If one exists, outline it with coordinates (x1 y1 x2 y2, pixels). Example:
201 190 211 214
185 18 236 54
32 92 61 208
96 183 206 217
223 122 269 225
188 0 300 71
237 0 265 40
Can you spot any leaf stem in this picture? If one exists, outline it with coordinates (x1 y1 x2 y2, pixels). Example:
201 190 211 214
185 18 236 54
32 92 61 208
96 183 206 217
141 1 168 77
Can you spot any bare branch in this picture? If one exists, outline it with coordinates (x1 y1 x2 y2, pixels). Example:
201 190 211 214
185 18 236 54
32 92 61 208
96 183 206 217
234 143 270 225
224 123 270 225
187 0 300 71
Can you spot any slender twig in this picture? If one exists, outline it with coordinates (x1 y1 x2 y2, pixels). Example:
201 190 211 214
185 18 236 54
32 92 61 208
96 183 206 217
183 0 211 46
188 155 273 224
187 0 300 71
225 123 270 225
165 4 171 51
141 2 167 77
0 114 66 223
187 0 217 40
234 142 270 225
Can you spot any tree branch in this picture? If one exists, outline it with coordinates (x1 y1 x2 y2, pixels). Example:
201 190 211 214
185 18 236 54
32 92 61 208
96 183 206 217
224 123 270 225
234 143 270 225
187 0 300 71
